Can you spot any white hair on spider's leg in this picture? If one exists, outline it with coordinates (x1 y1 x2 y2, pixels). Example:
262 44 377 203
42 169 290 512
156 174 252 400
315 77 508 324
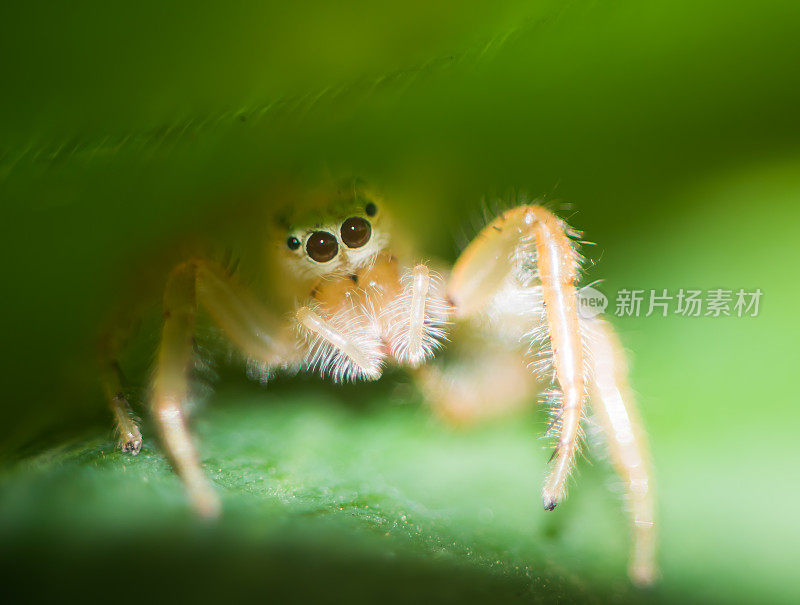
478 230 542 327
532 311 595 471
540 386 564 437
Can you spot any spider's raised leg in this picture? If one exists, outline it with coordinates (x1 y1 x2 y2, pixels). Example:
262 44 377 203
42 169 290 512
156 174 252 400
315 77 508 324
585 318 657 586
448 205 585 510
152 259 297 518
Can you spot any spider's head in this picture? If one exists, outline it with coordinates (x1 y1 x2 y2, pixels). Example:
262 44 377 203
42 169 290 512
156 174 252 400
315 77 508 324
275 179 390 280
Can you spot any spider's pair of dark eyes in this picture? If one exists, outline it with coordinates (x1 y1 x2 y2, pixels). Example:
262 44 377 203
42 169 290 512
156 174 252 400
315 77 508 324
286 215 373 263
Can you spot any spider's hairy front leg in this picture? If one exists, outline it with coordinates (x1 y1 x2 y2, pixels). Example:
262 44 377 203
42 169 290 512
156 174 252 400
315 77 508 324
153 259 297 518
448 205 585 510
586 318 657 586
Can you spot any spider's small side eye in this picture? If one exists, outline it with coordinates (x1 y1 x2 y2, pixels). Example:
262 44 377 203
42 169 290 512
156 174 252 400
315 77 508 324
286 236 301 250
365 202 377 217
340 217 372 248
306 231 339 263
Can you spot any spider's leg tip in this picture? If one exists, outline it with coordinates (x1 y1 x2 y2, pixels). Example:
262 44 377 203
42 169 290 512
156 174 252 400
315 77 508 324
542 493 559 511
193 489 222 520
117 429 143 455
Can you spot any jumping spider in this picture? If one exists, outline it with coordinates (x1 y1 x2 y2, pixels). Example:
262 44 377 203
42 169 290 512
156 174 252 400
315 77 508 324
100 179 656 585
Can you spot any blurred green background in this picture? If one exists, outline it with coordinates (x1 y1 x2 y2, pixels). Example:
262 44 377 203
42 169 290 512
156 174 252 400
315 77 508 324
1 1 799 603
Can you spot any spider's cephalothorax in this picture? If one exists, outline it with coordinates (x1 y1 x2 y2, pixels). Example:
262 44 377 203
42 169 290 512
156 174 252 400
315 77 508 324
281 195 388 277
277 188 451 381
100 181 657 586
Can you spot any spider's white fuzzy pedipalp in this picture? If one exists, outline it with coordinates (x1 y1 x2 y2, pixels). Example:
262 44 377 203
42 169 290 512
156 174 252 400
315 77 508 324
384 265 452 368
296 302 384 382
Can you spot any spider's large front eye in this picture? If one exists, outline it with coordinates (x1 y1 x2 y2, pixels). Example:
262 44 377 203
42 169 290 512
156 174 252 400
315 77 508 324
340 217 372 249
305 231 338 263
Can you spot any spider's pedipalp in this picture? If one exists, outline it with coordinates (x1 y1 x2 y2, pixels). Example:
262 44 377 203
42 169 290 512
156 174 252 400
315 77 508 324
384 264 451 367
296 303 384 382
